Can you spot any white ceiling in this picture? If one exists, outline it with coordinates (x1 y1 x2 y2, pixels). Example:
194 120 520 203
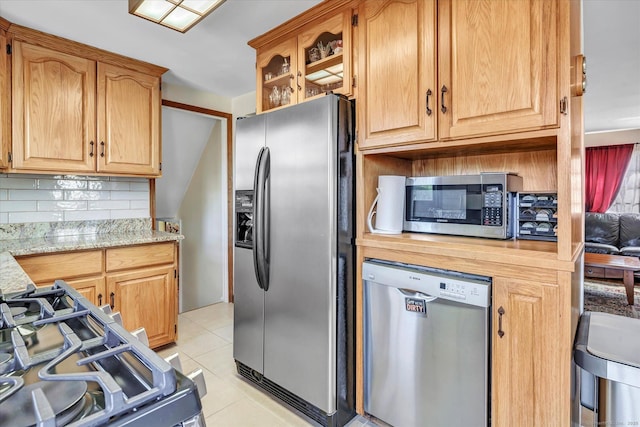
0 0 322 98
583 0 640 137
0 0 637 138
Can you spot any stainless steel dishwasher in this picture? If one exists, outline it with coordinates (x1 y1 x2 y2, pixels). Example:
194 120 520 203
363 259 491 427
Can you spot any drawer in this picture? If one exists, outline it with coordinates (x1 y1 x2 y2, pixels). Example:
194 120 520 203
584 266 605 278
604 268 624 280
106 242 175 272
17 250 103 283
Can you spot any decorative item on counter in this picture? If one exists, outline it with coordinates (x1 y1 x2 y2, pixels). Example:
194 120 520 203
308 47 320 62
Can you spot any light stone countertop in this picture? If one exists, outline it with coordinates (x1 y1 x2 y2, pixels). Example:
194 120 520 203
0 219 183 295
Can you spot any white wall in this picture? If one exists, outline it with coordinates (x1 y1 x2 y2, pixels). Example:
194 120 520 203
177 120 227 311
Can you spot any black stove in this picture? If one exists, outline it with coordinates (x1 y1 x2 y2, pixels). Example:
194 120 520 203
0 280 205 426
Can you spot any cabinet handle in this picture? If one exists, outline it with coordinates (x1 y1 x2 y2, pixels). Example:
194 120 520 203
100 141 105 158
498 306 505 338
89 141 95 157
98 293 102 305
425 89 433 116
297 71 302 91
110 292 115 309
440 85 448 114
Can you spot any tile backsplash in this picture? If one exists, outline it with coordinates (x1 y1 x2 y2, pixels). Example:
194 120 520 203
0 174 150 223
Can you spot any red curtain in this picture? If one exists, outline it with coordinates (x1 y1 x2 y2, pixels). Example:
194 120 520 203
585 144 634 213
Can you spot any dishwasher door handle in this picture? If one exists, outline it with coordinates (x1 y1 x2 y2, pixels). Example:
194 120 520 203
398 288 438 302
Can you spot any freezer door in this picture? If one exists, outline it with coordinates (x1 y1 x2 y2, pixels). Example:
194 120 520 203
235 114 266 191
233 246 264 372
263 96 341 413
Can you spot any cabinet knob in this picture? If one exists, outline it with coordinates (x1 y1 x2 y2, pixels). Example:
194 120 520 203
498 306 505 338
426 89 433 116
89 141 95 157
98 293 102 305
100 141 105 158
110 291 115 309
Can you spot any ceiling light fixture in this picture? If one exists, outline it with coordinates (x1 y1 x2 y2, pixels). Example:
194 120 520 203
129 0 226 33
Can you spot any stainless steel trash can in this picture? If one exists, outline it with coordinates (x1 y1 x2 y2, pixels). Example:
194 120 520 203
574 311 640 424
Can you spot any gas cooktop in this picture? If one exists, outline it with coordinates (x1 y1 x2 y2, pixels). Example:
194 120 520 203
0 281 205 426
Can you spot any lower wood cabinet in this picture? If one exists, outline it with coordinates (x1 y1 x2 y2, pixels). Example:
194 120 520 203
492 276 563 426
16 242 178 349
107 265 176 348
66 276 106 307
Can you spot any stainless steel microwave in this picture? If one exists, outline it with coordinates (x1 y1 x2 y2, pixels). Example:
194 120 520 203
404 173 523 239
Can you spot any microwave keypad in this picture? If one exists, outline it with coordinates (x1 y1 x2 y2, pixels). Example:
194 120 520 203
483 207 502 226
483 192 503 226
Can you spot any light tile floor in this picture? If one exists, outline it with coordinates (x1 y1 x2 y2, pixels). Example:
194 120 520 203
155 302 376 427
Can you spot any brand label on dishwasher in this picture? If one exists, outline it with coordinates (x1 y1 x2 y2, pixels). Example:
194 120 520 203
405 297 426 314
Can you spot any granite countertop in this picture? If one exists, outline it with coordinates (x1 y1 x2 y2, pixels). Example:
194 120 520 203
0 219 183 294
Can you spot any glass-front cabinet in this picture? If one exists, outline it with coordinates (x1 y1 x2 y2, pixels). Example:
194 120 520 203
297 10 352 103
254 8 353 114
256 37 298 113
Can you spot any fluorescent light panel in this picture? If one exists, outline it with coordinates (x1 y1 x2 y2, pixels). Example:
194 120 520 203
129 0 226 32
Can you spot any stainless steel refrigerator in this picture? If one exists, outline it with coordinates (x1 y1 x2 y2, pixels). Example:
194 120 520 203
233 95 355 427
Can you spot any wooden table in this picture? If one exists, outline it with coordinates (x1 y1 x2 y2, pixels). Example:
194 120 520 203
584 252 640 305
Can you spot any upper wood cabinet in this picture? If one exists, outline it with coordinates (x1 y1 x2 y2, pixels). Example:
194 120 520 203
358 0 437 149
7 23 166 177
12 41 97 173
358 0 560 149
438 0 559 140
250 0 356 114
97 63 160 175
0 25 11 169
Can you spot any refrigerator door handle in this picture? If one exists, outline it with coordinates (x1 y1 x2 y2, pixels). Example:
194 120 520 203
253 146 271 291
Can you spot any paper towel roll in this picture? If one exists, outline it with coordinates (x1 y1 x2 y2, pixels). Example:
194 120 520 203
367 175 405 234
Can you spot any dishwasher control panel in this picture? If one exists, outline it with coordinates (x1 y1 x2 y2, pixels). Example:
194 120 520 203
363 259 491 308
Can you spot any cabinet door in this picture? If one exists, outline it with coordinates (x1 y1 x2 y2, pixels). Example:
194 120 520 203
298 9 353 102
256 37 298 114
438 0 558 140
0 29 9 169
357 0 437 149
12 41 96 172
97 63 160 176
66 276 106 307
492 277 562 426
107 265 176 349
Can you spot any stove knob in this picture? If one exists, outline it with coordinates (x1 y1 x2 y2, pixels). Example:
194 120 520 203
109 311 123 326
131 327 150 347
164 352 183 372
187 368 208 398
99 304 112 315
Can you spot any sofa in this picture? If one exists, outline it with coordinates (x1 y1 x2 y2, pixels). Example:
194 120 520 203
585 212 640 256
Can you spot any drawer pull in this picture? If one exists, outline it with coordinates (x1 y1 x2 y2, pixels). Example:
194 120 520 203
98 293 102 305
110 292 115 309
89 141 95 157
426 89 433 116
498 306 505 338
100 141 105 158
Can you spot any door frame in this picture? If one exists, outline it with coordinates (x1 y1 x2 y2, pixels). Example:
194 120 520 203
152 99 234 302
